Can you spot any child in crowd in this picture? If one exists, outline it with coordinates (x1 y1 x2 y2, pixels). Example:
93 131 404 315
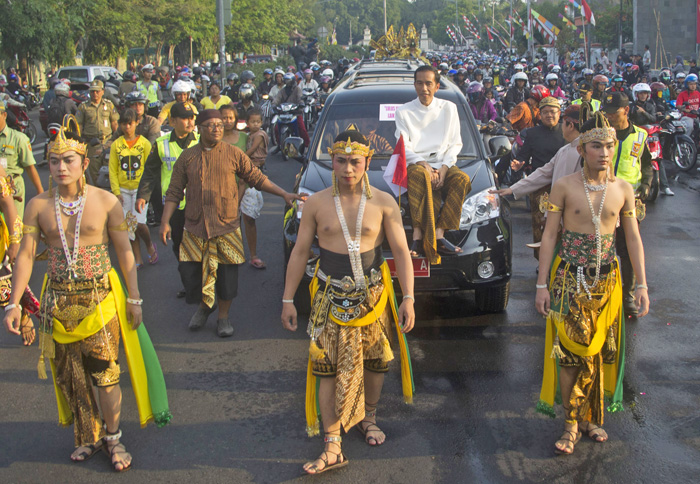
109 108 158 267
241 108 269 269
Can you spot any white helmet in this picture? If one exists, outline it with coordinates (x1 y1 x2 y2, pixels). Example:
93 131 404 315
171 79 192 98
632 82 651 101
55 82 70 95
514 63 524 72
322 68 334 79
676 72 687 80
545 73 558 82
582 68 594 76
512 72 528 82
552 65 561 73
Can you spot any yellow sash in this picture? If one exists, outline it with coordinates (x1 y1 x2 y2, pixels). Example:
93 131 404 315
46 269 157 428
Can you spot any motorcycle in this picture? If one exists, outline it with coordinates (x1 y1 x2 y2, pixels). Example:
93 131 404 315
658 110 697 171
301 88 318 130
271 103 301 161
7 103 37 144
640 124 661 202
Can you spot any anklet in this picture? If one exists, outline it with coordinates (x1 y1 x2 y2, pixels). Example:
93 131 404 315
103 429 122 441
324 435 342 443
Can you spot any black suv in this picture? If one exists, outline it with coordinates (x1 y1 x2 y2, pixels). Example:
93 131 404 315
283 59 512 313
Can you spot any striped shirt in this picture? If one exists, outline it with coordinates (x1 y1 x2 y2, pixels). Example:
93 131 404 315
164 141 268 239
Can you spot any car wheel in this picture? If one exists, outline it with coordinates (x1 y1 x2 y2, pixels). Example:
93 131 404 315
475 282 510 313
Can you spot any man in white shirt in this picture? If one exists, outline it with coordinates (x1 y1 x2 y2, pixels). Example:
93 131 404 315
394 65 470 264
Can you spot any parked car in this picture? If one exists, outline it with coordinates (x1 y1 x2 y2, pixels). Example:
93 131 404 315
55 65 122 84
282 59 513 314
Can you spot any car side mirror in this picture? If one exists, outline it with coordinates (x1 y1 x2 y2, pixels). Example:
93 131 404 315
488 135 511 157
283 136 305 162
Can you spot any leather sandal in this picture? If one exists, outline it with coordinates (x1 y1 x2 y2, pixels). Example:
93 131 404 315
103 429 132 472
409 239 425 257
554 428 582 455
303 434 348 475
436 238 462 255
70 441 103 462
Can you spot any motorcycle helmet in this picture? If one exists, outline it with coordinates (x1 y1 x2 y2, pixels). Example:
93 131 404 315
273 68 285 78
322 68 334 79
171 79 192 98
676 72 687 81
552 65 561 73
473 68 484 78
227 73 239 82
660 70 672 83
241 70 255 83
125 91 148 105
574 61 586 72
592 74 609 88
192 67 203 76
283 72 296 85
483 76 493 84
684 73 698 89
632 83 651 101
298 62 308 71
319 76 331 85
612 74 624 84
8 73 18 81
529 85 551 103
439 63 449 70
49 77 61 89
531 67 540 75
650 82 667 98
514 63 524 72
582 68 594 76
303 69 313 76
545 73 558 83
93 75 106 83
492 66 501 75
466 82 484 104
512 72 528 83
448 69 458 76
287 65 296 73
239 83 255 100
631 65 640 73
54 82 70 96
263 68 273 76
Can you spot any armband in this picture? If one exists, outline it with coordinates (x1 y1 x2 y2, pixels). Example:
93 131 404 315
546 202 563 213
22 225 40 234
108 220 129 231
0 176 12 198
621 209 636 218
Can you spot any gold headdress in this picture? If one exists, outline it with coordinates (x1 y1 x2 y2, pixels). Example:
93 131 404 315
579 110 617 146
48 114 87 156
327 136 374 158
370 24 428 63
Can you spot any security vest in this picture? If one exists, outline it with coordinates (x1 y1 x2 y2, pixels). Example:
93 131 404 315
614 125 647 189
572 98 601 111
136 81 159 107
156 132 199 209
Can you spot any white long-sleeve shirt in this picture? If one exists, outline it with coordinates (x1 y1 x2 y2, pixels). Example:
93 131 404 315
394 97 463 169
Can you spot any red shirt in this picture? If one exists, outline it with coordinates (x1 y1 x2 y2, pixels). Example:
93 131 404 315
676 90 700 118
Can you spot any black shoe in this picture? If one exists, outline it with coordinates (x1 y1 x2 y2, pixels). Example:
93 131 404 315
409 239 425 258
436 238 462 256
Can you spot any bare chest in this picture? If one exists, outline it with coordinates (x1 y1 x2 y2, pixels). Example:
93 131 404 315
38 201 109 245
564 189 625 233
316 200 383 250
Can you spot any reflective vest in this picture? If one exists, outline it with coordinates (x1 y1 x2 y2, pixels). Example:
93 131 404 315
572 98 601 112
136 81 160 107
156 132 199 209
614 125 647 189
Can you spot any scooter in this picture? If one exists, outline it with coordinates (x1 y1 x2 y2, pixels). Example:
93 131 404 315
271 103 301 161
301 88 318 129
7 103 37 144
658 110 697 171
640 124 661 202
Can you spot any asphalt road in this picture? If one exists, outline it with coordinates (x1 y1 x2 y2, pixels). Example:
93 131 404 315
0 116 699 483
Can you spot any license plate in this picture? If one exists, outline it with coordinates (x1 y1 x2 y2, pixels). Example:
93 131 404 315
386 257 430 277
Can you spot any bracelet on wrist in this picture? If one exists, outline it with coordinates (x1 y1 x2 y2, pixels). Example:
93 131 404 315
126 298 143 306
282 299 294 304
535 284 548 289
402 295 415 303
636 284 648 290
4 303 18 312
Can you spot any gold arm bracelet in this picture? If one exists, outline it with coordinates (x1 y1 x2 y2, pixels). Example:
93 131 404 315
108 220 129 231
22 225 40 234
621 209 636 218
546 202 563 213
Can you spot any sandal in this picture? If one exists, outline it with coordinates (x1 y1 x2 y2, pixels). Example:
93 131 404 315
554 428 582 455
302 434 348 475
148 243 158 265
103 429 132 472
19 314 35 346
356 403 385 446
580 421 608 442
249 256 266 269
436 238 462 255
409 239 425 258
70 441 103 462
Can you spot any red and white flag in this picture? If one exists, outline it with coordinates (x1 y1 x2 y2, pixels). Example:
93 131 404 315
383 135 408 197
581 0 596 26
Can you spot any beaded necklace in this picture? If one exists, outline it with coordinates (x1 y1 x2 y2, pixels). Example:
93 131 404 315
54 185 88 279
579 170 608 299
334 178 368 290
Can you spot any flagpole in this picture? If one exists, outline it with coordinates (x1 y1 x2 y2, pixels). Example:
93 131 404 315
582 14 588 67
509 0 513 53
527 0 534 59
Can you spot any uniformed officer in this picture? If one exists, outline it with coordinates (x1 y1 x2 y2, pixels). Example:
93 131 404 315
599 91 653 317
111 91 162 145
76 79 119 184
136 64 162 117
0 102 44 218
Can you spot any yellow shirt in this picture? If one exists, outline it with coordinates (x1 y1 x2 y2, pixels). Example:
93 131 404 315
109 135 152 195
200 95 233 110
158 100 200 124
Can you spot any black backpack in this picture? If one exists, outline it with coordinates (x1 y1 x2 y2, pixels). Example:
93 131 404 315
47 96 67 125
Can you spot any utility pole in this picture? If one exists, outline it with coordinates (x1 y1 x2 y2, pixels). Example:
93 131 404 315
384 0 387 34
619 0 623 53
509 0 513 54
527 0 534 58
216 0 226 80
349 18 353 46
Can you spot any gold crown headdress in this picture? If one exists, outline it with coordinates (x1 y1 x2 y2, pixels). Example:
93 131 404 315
579 109 617 146
48 114 87 156
327 136 374 158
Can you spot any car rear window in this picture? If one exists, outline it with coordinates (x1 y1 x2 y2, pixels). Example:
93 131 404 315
314 101 479 165
57 68 89 83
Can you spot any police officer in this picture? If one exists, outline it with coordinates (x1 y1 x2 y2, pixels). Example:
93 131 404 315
0 103 44 218
135 102 198 291
597 92 653 317
136 64 162 117
571 81 601 111
76 79 119 184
